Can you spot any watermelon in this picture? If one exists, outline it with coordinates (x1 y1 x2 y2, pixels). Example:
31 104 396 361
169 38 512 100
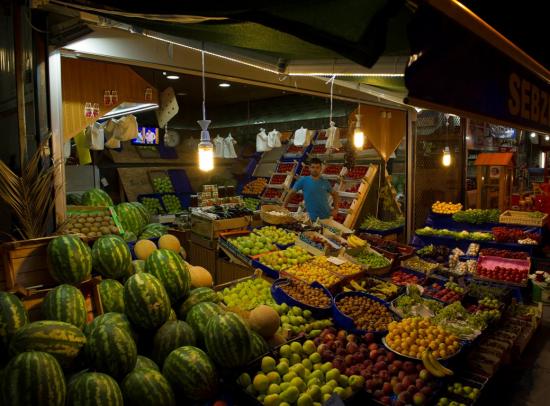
135 355 159 371
117 203 147 236
139 223 168 239
162 346 218 401
0 292 28 360
121 367 175 406
204 313 252 368
10 320 86 368
168 308 177 321
249 330 270 360
145 249 191 303
92 235 132 279
122 231 137 243
42 284 87 329
81 188 113 206
185 302 224 344
132 259 145 273
98 279 125 313
66 372 123 406
87 324 137 380
130 202 150 225
2 351 66 406
152 320 196 367
47 235 92 284
67 193 82 205
177 287 221 319
83 312 132 337
124 273 171 330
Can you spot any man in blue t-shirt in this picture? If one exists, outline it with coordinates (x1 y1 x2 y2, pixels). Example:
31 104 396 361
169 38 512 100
283 158 340 221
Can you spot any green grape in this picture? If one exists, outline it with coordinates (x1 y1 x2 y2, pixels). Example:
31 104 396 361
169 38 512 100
153 176 174 193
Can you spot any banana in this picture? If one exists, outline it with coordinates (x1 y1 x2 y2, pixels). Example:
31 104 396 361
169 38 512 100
428 351 454 376
350 280 366 291
349 235 367 247
346 236 359 248
343 286 353 292
422 351 446 378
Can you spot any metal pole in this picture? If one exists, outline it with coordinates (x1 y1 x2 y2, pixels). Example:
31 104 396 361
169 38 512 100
14 4 27 168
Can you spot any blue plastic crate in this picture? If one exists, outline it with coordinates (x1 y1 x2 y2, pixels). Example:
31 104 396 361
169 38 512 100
137 193 166 214
271 278 333 318
167 169 193 194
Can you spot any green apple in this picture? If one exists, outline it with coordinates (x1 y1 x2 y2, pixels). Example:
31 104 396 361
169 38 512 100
276 362 290 376
267 371 281 384
325 368 340 383
302 340 316 355
309 352 322 364
253 373 270 393
279 344 292 358
297 393 314 406
290 377 306 393
264 394 280 406
237 372 251 387
262 356 277 373
268 384 281 395
280 387 300 404
283 372 297 383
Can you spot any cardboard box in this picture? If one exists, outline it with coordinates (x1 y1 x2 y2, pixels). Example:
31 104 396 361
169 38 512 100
191 214 251 240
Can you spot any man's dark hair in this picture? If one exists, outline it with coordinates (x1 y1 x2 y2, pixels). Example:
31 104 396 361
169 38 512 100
309 157 323 166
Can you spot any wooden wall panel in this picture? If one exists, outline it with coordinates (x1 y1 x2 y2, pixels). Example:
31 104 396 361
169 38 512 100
61 58 158 141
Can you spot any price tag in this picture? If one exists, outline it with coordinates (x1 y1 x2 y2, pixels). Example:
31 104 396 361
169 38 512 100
325 394 345 406
327 256 347 266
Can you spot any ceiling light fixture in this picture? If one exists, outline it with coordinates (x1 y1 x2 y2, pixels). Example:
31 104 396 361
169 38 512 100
442 146 452 167
218 83 231 88
530 132 536 138
353 104 365 150
166 74 180 80
197 50 214 172
546 135 550 142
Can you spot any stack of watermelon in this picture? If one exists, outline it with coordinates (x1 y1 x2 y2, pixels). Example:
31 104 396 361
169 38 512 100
81 188 113 207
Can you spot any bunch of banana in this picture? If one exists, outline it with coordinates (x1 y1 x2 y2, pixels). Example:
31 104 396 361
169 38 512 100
422 350 454 378
347 235 367 248
343 279 399 300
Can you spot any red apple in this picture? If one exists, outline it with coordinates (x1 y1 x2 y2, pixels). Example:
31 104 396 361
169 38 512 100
368 343 379 351
394 383 406 394
416 379 425 389
369 350 378 360
373 390 384 400
403 361 415 374
382 382 393 394
398 371 406 380
407 385 418 395
392 360 403 369
346 341 359 354
420 386 433 396
381 396 392 405
402 377 413 387
365 379 375 391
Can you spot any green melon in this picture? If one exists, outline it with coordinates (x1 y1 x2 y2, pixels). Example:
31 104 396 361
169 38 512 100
9 320 86 368
66 372 123 406
130 202 150 225
145 249 191 303
98 279 125 313
116 203 147 236
83 312 132 337
92 235 132 279
135 355 159 371
0 292 28 360
47 235 92 284
139 223 168 240
121 367 175 406
124 273 171 330
42 284 87 329
249 330 270 360
162 346 218 401
185 302 224 345
1 351 66 406
205 312 252 368
81 188 113 206
177 287 221 319
152 320 196 367
87 324 137 380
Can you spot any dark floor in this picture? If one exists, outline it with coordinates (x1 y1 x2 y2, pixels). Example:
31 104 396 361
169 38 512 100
479 305 550 406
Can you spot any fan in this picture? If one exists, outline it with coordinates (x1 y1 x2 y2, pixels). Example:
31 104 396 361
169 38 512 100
164 129 181 147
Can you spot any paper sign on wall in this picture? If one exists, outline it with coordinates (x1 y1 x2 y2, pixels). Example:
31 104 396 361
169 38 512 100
156 87 179 128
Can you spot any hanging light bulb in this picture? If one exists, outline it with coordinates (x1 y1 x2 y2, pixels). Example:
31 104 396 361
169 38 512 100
197 50 214 172
442 146 452 167
353 104 365 150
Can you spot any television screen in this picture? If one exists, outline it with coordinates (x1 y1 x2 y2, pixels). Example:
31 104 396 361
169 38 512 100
132 127 159 145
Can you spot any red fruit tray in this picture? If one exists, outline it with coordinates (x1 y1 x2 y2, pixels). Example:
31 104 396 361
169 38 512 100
299 164 311 176
323 164 343 178
474 256 530 287
268 173 292 189
342 165 370 180
310 144 327 155
275 161 298 174
261 187 285 202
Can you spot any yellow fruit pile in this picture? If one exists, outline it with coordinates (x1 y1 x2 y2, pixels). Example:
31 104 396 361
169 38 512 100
284 256 349 288
243 178 268 195
432 201 463 214
385 317 460 359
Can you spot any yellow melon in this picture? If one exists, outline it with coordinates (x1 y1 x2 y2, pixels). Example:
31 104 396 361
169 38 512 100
189 266 213 288
134 239 157 260
158 234 181 253
249 305 281 338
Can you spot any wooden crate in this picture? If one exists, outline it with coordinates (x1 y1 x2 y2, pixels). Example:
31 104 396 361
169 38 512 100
1 236 58 293
216 256 254 285
191 214 251 240
189 241 217 279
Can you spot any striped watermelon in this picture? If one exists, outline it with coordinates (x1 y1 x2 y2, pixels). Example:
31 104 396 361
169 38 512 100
185 302 224 344
177 287 221 319
152 320 196 367
162 346 218 401
132 259 145 273
135 355 159 371
98 279 125 313
249 330 270 360
42 284 87 329
66 372 123 406
121 367 175 406
124 273 171 330
139 223 168 240
2 351 66 406
47 235 92 284
10 320 86 368
92 235 132 279
130 202 150 225
0 292 28 360
117 203 147 236
81 188 113 206
87 324 137 380
205 313 252 368
145 249 190 303
84 312 132 337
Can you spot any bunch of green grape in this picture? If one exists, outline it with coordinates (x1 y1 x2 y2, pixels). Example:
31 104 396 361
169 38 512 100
153 176 174 193
142 197 165 214
221 278 275 310
162 194 182 214
243 197 260 211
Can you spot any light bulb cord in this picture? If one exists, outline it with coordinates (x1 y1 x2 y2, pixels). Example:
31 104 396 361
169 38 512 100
201 50 206 121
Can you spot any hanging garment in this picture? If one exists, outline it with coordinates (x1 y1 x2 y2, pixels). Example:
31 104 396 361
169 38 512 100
213 135 224 157
223 133 238 158
256 128 270 152
293 127 309 146
325 121 342 151
268 129 282 148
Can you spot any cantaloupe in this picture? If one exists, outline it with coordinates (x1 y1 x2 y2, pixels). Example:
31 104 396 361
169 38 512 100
248 305 280 338
158 234 181 253
189 266 213 288
267 333 286 348
134 239 157 260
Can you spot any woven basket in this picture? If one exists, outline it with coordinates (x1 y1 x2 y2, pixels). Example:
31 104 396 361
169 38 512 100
499 210 548 227
260 205 295 225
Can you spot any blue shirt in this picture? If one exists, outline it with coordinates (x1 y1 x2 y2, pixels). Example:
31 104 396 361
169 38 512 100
293 176 333 221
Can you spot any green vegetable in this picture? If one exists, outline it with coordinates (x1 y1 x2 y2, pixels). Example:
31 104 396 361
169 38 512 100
360 216 404 231
452 209 500 224
352 249 391 268
416 227 493 241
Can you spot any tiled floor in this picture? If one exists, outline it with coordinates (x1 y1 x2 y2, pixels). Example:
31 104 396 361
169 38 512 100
479 305 550 405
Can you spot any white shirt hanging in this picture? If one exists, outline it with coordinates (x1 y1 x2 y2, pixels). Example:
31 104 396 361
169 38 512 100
267 129 282 148
213 135 224 157
293 126 308 146
256 128 270 152
325 121 342 151
223 133 238 158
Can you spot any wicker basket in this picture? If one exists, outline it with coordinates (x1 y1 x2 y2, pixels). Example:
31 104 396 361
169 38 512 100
260 205 295 225
499 210 548 227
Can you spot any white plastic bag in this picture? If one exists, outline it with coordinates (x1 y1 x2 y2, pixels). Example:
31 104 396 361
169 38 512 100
223 133 238 158
293 127 308 146
268 129 282 148
256 128 270 152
